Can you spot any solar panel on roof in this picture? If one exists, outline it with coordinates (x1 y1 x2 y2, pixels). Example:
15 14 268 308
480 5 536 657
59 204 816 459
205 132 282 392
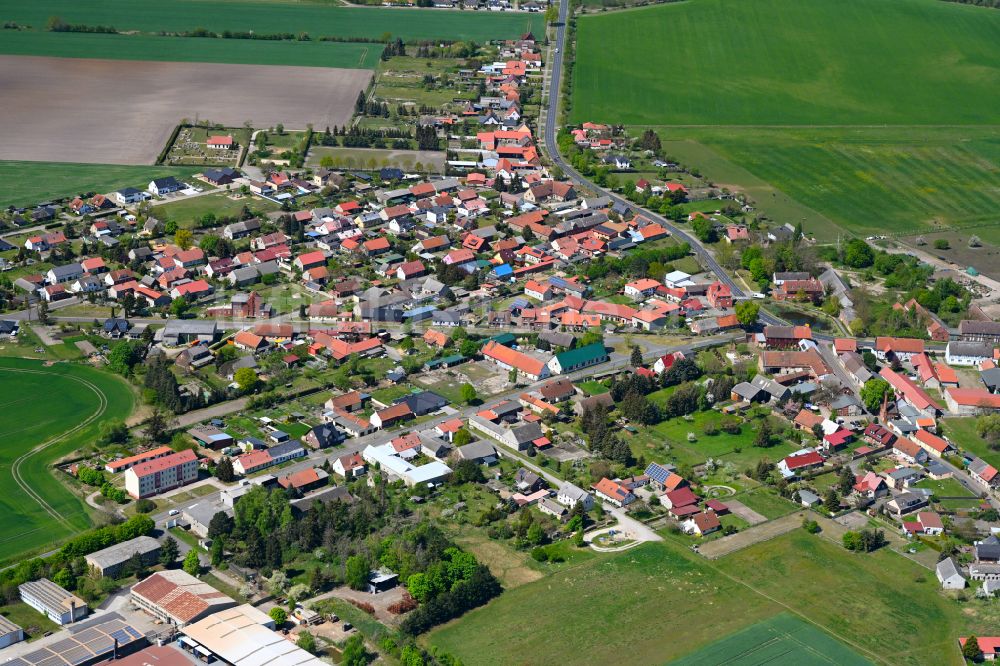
88 636 113 652
61 645 91 664
111 628 134 644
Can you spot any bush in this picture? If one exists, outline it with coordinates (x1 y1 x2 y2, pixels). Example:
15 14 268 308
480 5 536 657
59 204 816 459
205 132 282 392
932 239 950 250
348 598 376 615
387 592 418 615
134 499 156 513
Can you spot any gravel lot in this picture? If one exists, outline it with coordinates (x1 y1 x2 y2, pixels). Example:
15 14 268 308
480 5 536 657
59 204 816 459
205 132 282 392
0 55 371 165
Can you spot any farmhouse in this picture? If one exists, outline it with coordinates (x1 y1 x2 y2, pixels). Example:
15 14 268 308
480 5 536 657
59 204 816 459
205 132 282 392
547 342 609 375
482 340 550 381
592 477 635 507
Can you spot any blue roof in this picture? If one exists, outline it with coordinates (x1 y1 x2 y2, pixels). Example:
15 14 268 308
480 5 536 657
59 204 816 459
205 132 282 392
509 298 529 309
548 276 569 288
644 462 674 485
493 263 513 277
402 306 437 319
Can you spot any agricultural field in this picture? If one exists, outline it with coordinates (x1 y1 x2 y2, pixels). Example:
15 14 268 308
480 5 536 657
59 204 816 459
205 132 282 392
430 530 966 665
0 56 371 165
0 0 544 42
673 613 871 665
0 31 382 69
0 161 200 208
0 358 135 564
570 0 1000 243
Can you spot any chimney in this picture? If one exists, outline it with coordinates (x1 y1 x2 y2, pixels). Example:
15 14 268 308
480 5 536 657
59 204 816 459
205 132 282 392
113 637 119 660
69 600 76 622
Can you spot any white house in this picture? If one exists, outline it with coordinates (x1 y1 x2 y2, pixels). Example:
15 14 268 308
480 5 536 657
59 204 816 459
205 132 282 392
556 482 593 510
936 557 966 590
946 341 994 367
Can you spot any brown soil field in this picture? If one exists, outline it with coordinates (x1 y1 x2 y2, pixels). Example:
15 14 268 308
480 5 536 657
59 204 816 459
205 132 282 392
0 55 372 165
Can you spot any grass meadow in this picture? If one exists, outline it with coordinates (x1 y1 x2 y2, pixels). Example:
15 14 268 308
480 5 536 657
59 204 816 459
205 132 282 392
0 0 543 42
0 162 200 208
429 531 966 665
0 358 134 563
570 0 1000 243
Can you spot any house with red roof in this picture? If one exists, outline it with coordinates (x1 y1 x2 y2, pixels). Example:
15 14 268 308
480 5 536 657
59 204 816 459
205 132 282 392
683 511 721 537
170 280 213 300
592 478 635 507
875 337 925 361
706 281 733 309
481 340 549 381
777 450 824 479
294 251 327 272
624 278 661 301
853 471 888 499
945 387 1000 415
880 367 941 414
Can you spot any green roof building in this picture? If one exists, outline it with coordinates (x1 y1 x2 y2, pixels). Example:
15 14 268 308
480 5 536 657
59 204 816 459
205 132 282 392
547 342 609 375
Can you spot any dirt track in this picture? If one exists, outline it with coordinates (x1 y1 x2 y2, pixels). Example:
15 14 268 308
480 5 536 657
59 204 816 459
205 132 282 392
0 55 371 165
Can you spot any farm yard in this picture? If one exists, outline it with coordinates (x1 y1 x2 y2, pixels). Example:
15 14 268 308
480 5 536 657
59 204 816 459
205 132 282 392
0 358 134 564
0 0 544 42
570 0 1000 244
0 161 199 208
430 530 972 665
0 56 371 165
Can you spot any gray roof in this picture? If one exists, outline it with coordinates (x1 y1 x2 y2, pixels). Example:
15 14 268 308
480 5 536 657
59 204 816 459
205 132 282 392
558 481 589 502
948 341 994 358
163 320 218 335
457 440 498 461
937 557 963 581
85 536 160 569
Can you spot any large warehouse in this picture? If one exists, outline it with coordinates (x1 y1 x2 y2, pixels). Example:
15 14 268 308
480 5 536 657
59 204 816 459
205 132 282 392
130 570 236 627
85 536 162 578
2 612 145 666
18 578 88 625
180 604 326 666
0 614 23 648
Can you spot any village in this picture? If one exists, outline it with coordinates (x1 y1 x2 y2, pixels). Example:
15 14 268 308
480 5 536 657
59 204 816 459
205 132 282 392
1 21 1000 666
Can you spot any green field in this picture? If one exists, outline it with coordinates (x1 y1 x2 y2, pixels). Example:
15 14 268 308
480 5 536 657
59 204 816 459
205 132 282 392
155 192 280 228
667 127 1000 240
430 531 967 665
0 161 200 208
943 417 1000 468
0 0 542 41
571 0 1000 126
0 30 383 69
570 0 1000 242
0 358 135 563
673 613 871 665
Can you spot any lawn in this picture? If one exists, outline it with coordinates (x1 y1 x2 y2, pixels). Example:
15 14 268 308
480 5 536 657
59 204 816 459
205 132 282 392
0 31 384 69
0 358 135 564
307 146 446 173
731 487 798 520
0 0 543 41
635 410 798 470
0 602 60 642
673 613 871 665
430 531 966 665
570 0 1000 243
0 161 199 208
576 380 609 396
155 192 279 228
942 417 1000 468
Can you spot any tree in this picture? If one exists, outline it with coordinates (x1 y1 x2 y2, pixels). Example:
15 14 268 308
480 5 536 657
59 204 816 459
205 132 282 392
215 457 236 482
976 414 1000 448
453 428 472 447
159 537 179 565
345 554 369 591
174 229 194 250
135 498 156 514
144 407 171 443
843 239 874 268
544 4 558 23
838 465 855 494
969 235 982 248
107 340 143 375
860 378 893 413
170 296 189 318
182 549 200 576
342 634 367 666
933 239 950 250
210 539 224 566
630 345 643 367
963 635 983 662
98 420 129 445
754 420 773 448
234 367 259 393
692 217 718 243
459 383 478 405
735 300 760 328
269 607 287 626
297 631 316 654
824 488 840 514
